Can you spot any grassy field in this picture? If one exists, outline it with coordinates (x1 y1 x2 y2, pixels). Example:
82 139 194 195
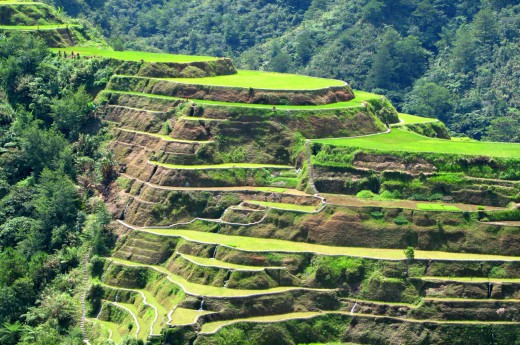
0 24 72 30
167 70 345 90
394 113 438 126
51 46 218 62
151 161 293 170
245 200 318 212
313 128 520 158
140 229 520 261
104 89 376 110
416 203 461 211
170 308 213 326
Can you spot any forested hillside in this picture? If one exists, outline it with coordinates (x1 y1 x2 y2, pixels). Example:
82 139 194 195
0 33 116 344
43 0 520 141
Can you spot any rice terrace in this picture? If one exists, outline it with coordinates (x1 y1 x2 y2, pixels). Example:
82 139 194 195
0 1 519 345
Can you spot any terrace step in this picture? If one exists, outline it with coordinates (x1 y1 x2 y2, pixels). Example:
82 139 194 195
108 74 353 106
137 228 520 262
322 193 506 212
149 160 294 171
169 307 214 326
108 257 334 298
243 200 323 213
85 318 120 342
197 310 520 335
116 127 214 144
120 173 309 195
100 283 167 335
178 253 286 272
417 277 520 284
103 90 365 111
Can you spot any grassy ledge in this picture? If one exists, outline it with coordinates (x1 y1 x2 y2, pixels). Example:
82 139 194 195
169 308 213 326
138 228 520 262
417 276 520 283
244 200 319 213
165 70 346 90
313 128 520 158
116 128 214 143
103 90 375 110
50 46 219 62
0 24 74 30
180 253 284 271
150 161 294 170
393 113 439 126
109 257 331 298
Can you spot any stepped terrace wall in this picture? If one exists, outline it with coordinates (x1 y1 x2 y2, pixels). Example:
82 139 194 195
311 144 520 206
178 311 520 345
0 26 77 47
108 76 355 106
109 58 237 79
211 206 520 256
0 2 63 25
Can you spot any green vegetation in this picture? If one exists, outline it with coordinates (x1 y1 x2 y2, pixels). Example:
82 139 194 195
200 311 323 333
416 204 461 212
117 127 213 143
151 161 293 170
181 254 280 271
394 113 438 126
104 89 376 110
52 46 219 62
3 2 520 345
244 200 318 212
0 32 115 344
0 24 73 30
140 229 520 261
418 276 520 283
170 308 212 326
167 70 345 90
87 318 126 343
313 129 520 158
109 257 326 297
65 0 520 142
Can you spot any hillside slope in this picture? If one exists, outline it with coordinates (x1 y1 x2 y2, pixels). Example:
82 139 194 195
43 0 520 141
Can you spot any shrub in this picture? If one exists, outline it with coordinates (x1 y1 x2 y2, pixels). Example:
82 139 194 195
370 211 384 219
393 215 409 225
357 190 376 199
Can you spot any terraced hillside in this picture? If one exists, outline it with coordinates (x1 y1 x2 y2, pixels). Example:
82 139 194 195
63 40 520 345
0 0 95 47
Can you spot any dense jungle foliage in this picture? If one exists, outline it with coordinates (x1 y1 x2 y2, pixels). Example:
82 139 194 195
0 33 121 345
43 0 520 142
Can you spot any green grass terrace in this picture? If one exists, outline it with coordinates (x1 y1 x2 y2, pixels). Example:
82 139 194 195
138 228 520 262
393 113 439 126
0 24 74 30
150 161 293 170
51 46 219 63
313 128 520 158
0 1 44 4
165 70 346 90
103 89 379 110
